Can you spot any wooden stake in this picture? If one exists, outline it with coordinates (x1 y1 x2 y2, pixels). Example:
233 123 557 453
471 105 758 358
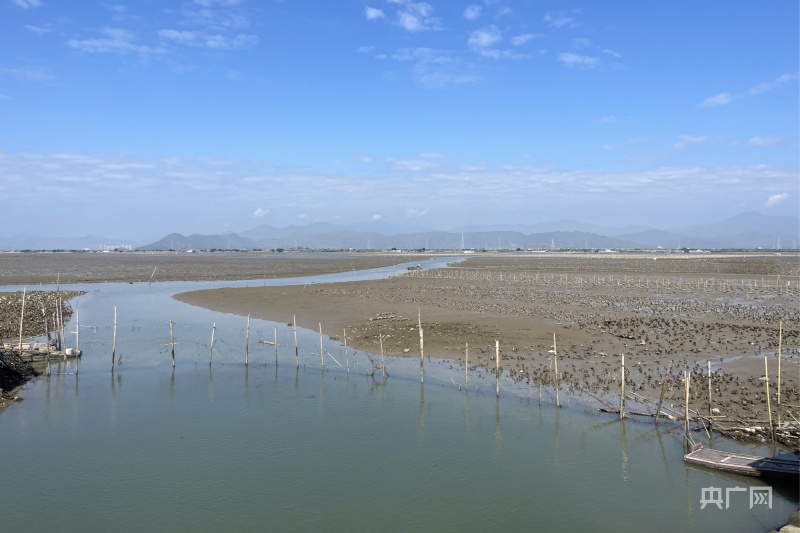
684 370 690 445
380 335 386 379
343 328 349 374
274 326 278 366
764 356 774 442
465 342 469 392
655 363 671 425
495 340 500 398
707 360 712 415
319 322 324 367
245 315 250 366
18 288 26 355
553 333 560 408
170 320 175 367
619 353 625 419
293 315 299 368
209 322 216 365
149 266 157 285
75 302 79 356
777 319 783 409
112 306 117 372
418 309 424 383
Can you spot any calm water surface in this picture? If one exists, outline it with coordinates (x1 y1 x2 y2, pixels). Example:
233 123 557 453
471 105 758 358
1 258 797 532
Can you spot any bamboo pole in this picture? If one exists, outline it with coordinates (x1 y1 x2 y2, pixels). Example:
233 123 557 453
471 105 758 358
111 306 117 372
75 303 79 356
495 340 500 398
707 361 712 415
655 363 671 424
764 356 774 442
18 288 26 355
343 328 349 374
293 315 299 368
274 326 278 366
319 323 324 367
684 370 690 445
465 342 469 392
380 335 386 379
619 353 625 419
418 309 424 383
245 315 250 366
209 322 216 365
170 320 175 367
553 333 560 408
777 319 783 410
59 298 65 356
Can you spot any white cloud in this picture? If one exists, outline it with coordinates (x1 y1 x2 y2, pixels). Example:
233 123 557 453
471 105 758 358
371 214 382 221
747 136 781 147
364 6 385 20
764 193 788 207
1 66 55 83
67 27 163 55
673 135 709 150
159 29 199 44
511 34 540 46
24 24 51 34
494 6 512 18
406 207 429 218
391 0 440 32
194 0 241 5
701 92 733 107
12 0 41 8
544 10 580 29
391 47 479 87
747 73 799 96
253 207 268 217
557 52 597 68
463 4 481 20
468 25 502 57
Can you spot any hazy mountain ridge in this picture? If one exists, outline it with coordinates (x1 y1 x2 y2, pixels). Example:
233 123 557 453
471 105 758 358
2 212 797 251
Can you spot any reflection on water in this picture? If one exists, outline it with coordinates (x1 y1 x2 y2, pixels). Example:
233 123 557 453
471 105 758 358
1 259 798 532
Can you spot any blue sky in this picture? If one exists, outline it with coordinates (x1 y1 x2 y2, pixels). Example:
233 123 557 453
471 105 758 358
1 0 798 241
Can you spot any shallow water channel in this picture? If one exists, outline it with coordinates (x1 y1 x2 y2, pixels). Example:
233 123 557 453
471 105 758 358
1 258 797 532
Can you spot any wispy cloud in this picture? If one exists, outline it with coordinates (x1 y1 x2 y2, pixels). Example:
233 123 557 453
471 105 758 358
463 4 481 21
385 0 440 32
364 6 385 20
390 47 479 87
511 33 541 46
557 52 597 68
701 92 733 107
253 207 268 217
544 10 580 29
468 25 502 58
24 24 51 34
673 134 709 150
11 0 42 8
747 136 781 147
68 27 163 55
700 73 799 107
1 65 55 83
764 193 788 207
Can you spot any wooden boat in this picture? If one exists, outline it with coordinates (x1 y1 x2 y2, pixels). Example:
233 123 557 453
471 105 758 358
684 443 800 480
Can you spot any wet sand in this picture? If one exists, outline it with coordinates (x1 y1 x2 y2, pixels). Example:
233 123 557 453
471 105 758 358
176 253 800 448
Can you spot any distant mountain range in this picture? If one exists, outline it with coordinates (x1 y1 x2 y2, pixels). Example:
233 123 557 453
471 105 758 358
136 213 799 251
1 212 796 251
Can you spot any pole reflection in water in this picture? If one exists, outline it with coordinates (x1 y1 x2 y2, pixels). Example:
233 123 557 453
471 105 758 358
418 382 425 445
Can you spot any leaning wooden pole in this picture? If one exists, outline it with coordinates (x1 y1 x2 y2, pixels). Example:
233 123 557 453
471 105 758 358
380 335 386 379
764 356 774 442
684 370 690 446
619 353 625 419
293 315 299 368
655 363 671 425
465 342 469 392
18 288 26 355
777 319 783 411
707 360 712 415
418 309 424 383
553 333 560 408
245 315 250 366
343 328 349 374
319 323 324 367
209 322 216 366
495 340 500 398
111 306 117 373
170 320 175 367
